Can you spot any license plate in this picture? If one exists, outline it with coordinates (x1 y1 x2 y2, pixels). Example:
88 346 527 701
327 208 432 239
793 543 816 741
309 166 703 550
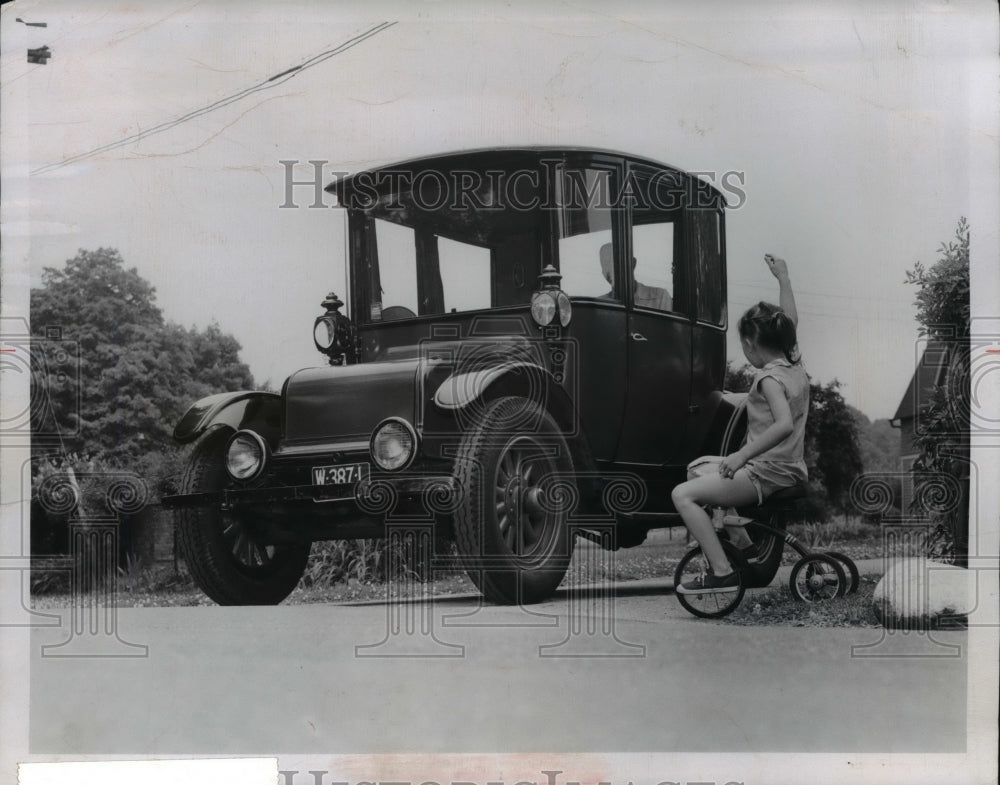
312 462 370 486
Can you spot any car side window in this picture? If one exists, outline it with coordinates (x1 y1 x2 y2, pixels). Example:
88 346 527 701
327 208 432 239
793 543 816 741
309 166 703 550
629 171 681 313
631 221 675 312
691 208 725 325
557 167 618 300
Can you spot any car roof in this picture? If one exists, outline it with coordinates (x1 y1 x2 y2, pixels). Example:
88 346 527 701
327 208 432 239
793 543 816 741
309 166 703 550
325 146 725 204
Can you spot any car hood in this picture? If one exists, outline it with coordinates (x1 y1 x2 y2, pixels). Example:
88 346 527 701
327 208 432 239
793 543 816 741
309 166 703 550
281 359 422 451
279 338 546 453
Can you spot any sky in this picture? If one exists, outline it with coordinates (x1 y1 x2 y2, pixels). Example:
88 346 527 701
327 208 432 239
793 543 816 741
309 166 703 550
2 0 998 420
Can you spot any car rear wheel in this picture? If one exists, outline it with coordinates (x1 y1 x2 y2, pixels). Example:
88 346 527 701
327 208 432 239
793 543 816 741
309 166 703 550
177 429 310 605
453 396 574 604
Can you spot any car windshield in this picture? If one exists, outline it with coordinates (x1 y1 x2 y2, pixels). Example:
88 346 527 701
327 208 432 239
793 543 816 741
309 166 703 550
350 164 548 322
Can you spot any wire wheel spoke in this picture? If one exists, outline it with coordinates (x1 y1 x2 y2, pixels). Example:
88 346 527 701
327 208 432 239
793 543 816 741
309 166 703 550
250 541 270 567
243 537 256 566
521 511 538 545
222 513 273 570
230 527 248 560
491 438 559 559
498 512 513 546
499 451 515 482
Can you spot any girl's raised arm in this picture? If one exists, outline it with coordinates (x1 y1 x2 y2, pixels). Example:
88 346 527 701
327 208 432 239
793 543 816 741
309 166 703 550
765 254 798 328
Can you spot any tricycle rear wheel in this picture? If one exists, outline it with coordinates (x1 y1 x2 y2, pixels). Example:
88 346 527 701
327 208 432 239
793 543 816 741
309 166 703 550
824 550 860 594
788 554 848 602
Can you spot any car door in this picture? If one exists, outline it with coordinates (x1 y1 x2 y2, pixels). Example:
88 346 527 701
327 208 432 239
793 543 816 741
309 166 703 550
616 164 693 466
555 158 629 462
682 201 728 459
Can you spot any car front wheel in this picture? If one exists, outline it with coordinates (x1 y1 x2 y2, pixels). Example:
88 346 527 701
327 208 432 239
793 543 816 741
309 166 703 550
454 396 575 604
176 429 310 605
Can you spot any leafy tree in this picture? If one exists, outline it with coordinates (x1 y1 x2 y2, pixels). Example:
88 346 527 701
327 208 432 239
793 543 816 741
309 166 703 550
724 361 755 393
31 248 255 496
805 380 864 515
852 411 902 474
904 218 970 562
905 217 970 342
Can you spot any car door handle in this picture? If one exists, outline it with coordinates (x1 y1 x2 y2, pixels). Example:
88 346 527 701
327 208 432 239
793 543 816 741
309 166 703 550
630 332 647 342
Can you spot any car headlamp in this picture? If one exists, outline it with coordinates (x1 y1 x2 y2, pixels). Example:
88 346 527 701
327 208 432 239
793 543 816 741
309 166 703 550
370 418 418 472
556 291 572 327
313 316 336 350
225 430 268 481
530 291 557 326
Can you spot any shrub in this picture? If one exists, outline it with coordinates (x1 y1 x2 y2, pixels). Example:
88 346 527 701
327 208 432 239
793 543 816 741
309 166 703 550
904 218 970 564
303 535 455 587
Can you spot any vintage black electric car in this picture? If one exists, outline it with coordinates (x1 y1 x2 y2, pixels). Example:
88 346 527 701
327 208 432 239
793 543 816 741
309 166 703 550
166 148 782 605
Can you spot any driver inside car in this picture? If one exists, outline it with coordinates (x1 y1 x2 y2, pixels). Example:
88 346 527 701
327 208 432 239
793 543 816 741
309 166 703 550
599 242 672 311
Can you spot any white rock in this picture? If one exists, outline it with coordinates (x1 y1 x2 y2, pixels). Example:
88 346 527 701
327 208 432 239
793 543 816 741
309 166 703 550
872 558 972 630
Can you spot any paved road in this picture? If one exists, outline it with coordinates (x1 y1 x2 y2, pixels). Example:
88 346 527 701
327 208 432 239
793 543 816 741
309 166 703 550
29 573 968 755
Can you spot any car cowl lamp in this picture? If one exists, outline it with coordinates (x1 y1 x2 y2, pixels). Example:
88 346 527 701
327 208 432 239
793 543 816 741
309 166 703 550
530 264 572 328
313 291 357 366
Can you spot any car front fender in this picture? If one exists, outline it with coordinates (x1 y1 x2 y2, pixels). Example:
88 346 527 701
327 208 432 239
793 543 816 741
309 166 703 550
432 361 541 410
173 391 282 445
430 359 596 485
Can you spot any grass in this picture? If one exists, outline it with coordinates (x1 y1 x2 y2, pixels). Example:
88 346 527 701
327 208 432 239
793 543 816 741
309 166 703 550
721 575 882 627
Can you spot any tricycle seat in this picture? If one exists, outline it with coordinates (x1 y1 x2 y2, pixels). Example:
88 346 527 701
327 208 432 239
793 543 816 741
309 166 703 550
765 482 809 504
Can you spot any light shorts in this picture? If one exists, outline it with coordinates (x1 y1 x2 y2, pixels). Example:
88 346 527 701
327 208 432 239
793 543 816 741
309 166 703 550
743 460 807 505
686 455 806 506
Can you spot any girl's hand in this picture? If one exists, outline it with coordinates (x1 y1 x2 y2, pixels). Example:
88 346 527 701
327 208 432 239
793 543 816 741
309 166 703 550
764 254 789 280
718 451 747 479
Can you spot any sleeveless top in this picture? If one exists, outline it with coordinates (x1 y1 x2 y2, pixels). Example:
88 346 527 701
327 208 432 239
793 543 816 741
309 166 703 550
745 358 809 485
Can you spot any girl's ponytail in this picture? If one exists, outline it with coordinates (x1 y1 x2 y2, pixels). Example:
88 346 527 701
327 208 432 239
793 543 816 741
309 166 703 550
739 301 800 364
771 310 800 363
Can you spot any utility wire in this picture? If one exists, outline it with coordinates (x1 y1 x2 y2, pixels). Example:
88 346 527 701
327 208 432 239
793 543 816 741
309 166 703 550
31 21 396 176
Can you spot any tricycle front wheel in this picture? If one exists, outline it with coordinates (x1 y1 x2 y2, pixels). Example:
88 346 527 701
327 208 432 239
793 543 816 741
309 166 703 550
674 541 746 618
